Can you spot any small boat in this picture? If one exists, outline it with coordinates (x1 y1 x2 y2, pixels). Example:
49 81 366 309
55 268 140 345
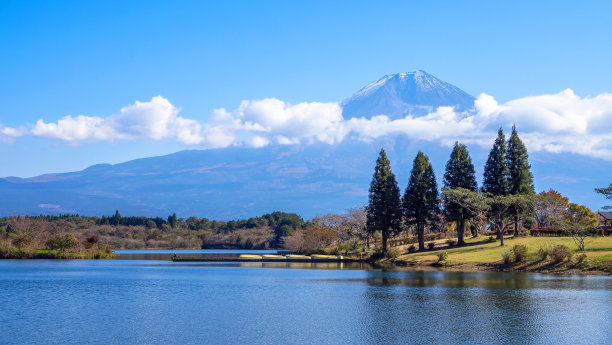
260 255 285 259
286 255 311 260
238 254 262 259
310 254 340 260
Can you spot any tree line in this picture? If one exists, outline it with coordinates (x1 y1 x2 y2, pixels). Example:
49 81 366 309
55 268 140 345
366 125 603 253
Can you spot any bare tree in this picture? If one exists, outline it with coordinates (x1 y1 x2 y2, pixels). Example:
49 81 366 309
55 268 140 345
345 207 369 249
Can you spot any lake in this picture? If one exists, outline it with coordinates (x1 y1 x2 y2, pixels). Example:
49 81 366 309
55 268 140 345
1 252 611 344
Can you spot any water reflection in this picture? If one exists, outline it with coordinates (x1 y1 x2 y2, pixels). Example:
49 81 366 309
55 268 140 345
357 270 612 344
354 270 612 290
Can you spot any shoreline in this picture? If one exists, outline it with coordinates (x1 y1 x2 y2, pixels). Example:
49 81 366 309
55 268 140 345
388 259 612 275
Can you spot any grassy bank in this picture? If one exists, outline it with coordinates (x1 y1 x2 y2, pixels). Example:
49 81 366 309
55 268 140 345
0 245 116 259
386 236 612 274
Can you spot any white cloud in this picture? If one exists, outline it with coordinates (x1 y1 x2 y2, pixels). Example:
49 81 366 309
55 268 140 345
1 89 612 159
0 125 27 143
28 96 203 145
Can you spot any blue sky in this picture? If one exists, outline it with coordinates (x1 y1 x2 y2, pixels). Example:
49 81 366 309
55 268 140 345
1 0 612 177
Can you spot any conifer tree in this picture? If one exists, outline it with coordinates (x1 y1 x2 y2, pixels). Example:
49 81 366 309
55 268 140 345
506 125 535 236
366 149 402 253
403 151 439 251
443 142 478 245
482 128 509 196
507 125 534 195
482 128 509 238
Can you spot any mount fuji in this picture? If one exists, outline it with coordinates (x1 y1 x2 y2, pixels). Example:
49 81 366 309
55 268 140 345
0 71 608 219
341 70 476 119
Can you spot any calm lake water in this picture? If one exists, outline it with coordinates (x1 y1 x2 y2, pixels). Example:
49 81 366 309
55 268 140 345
1 254 611 344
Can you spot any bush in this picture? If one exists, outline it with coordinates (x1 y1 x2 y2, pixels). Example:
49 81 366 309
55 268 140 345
524 217 536 230
512 244 528 263
501 251 512 264
446 239 456 247
407 244 416 253
575 253 587 264
427 242 435 250
488 236 496 242
551 244 573 263
84 235 99 249
537 246 549 260
437 250 448 263
386 248 401 260
45 234 79 252
99 244 114 255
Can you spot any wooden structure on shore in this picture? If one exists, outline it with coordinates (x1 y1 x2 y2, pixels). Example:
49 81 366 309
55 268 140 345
598 211 612 235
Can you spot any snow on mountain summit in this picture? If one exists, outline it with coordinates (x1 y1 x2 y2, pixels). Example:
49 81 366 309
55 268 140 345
340 70 476 119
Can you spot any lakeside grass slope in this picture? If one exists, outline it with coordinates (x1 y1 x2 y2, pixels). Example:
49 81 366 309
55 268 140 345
393 236 612 274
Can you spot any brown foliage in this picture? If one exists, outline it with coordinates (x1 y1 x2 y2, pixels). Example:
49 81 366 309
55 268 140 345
283 225 339 254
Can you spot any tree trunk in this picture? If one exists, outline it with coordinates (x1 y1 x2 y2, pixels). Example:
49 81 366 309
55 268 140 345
514 216 520 238
457 210 465 246
418 224 425 251
382 229 388 253
470 222 477 237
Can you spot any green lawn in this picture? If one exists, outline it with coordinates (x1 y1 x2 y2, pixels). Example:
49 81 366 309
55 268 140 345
395 235 612 273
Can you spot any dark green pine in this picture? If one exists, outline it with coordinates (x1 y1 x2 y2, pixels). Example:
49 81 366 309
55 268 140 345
482 128 509 196
507 124 534 195
403 151 439 251
366 148 402 253
443 142 478 191
443 142 477 245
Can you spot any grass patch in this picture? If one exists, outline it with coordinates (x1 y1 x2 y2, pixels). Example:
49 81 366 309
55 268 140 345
395 236 612 273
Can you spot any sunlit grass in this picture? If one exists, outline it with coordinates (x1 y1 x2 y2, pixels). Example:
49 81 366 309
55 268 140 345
397 236 612 271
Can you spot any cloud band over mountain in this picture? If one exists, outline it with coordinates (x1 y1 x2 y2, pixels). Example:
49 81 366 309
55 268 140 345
2 89 612 160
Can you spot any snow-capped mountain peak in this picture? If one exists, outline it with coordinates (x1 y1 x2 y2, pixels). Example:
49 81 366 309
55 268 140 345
340 70 475 119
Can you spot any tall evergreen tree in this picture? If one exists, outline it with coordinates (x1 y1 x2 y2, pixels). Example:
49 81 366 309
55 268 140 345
443 142 478 245
506 125 535 236
482 128 509 196
403 151 439 251
366 149 402 253
507 125 534 195
483 128 509 238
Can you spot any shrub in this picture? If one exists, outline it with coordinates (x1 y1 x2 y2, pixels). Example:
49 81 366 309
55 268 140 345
437 250 448 263
99 244 114 255
45 234 79 252
488 236 496 242
84 235 99 249
0 240 12 258
523 217 536 230
537 246 549 260
244 237 254 249
446 239 456 247
512 244 528 263
551 244 573 263
386 248 401 260
501 251 512 264
407 244 416 253
575 253 587 264
427 242 435 250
